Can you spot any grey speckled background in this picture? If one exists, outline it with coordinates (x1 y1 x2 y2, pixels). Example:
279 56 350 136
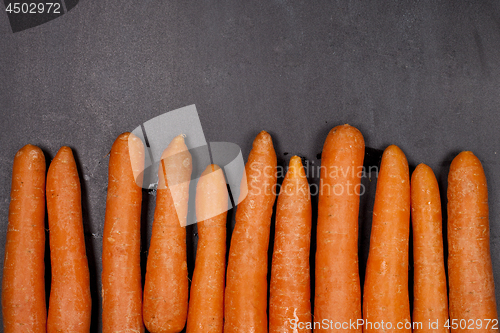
1 0 500 331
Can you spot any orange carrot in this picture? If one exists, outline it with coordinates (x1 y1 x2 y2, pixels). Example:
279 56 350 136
224 131 277 333
315 124 365 332
46 146 92 332
143 135 192 333
411 164 449 333
2 145 47 333
447 151 498 332
102 133 145 333
363 145 411 333
270 156 312 333
186 164 228 333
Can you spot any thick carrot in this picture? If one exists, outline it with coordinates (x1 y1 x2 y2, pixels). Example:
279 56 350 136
102 132 145 333
447 151 498 332
411 164 449 333
186 164 228 333
315 124 365 332
363 145 411 333
270 156 312 333
143 135 192 333
224 130 277 333
46 146 92 332
2 145 46 333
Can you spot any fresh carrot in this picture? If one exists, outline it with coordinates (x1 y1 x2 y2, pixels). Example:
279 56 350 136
224 130 277 333
411 164 449 333
2 145 47 333
447 151 498 332
315 124 365 332
186 164 228 333
46 146 92 332
102 132 145 333
363 145 411 333
143 135 192 333
270 156 312 333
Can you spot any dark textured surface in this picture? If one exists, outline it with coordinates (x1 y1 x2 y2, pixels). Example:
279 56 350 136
1 0 500 330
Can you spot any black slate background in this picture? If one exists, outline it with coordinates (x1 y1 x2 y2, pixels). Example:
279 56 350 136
1 0 500 331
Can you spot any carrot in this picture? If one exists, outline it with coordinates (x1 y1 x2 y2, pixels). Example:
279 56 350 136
143 135 192 333
46 146 92 332
315 124 365 332
411 164 449 333
363 145 411 333
447 151 498 332
2 145 47 333
102 132 145 333
186 164 228 333
270 156 312 333
224 130 277 333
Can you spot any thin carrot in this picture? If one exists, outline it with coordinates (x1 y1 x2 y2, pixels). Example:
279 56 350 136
186 164 228 333
411 164 449 333
363 145 411 333
224 130 277 333
102 132 145 333
46 146 92 332
447 151 498 332
2 145 47 333
143 135 192 333
315 124 365 333
270 156 312 333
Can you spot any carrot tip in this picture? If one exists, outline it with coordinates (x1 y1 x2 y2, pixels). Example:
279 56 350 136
161 135 189 159
50 147 75 166
173 134 187 143
288 156 305 179
413 163 431 173
450 151 482 172
253 131 274 152
383 144 407 159
16 144 44 159
58 146 73 154
201 164 221 177
326 124 364 147
117 132 132 141
455 151 477 162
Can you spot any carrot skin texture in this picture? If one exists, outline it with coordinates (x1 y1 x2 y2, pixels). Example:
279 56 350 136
186 164 228 333
47 147 92 333
143 135 192 333
447 151 498 332
224 131 278 333
2 145 47 333
270 156 312 333
46 147 92 332
102 133 145 333
363 145 411 333
315 124 365 333
411 164 449 333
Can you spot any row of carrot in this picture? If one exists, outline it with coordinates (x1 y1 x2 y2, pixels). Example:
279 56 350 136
2 124 498 332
